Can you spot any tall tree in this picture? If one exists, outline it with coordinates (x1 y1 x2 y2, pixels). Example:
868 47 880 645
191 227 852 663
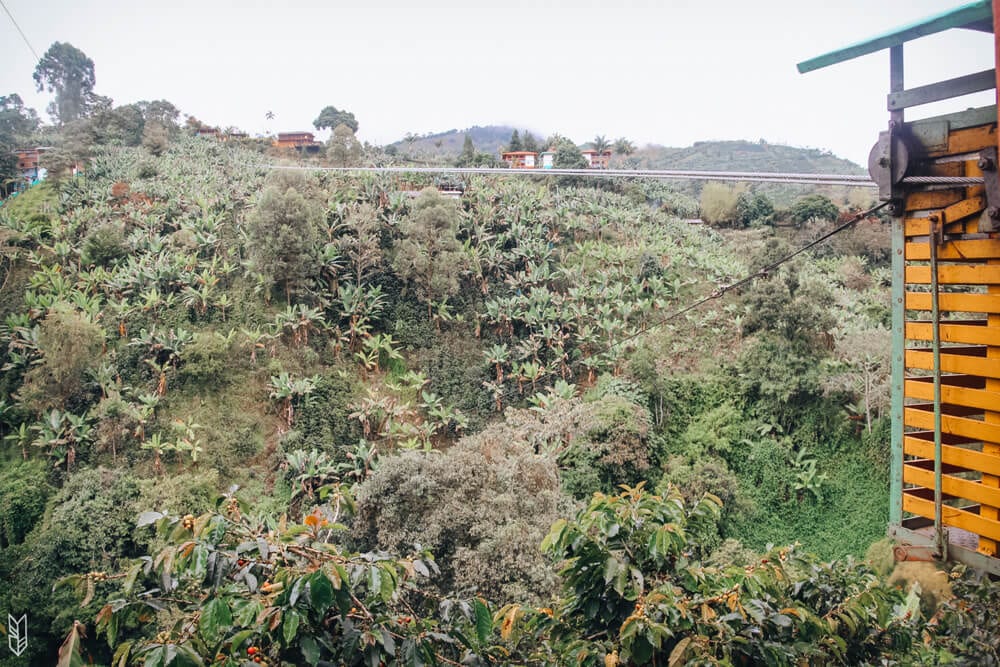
138 100 180 129
508 129 522 152
326 123 362 167
0 94 39 191
553 137 588 169
247 175 324 301
393 189 466 317
522 131 539 153
313 105 358 132
592 134 610 154
0 94 39 138
461 133 474 157
91 103 144 146
33 42 96 125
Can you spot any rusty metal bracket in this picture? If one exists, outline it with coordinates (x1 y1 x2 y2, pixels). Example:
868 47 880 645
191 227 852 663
978 147 1000 232
893 542 942 563
929 214 945 246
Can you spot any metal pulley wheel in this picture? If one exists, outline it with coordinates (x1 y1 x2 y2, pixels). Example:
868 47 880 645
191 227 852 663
868 132 910 198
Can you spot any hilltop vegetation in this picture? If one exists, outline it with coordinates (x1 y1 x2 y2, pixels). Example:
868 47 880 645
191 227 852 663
634 139 863 175
386 128 868 209
387 125 532 158
385 126 861 173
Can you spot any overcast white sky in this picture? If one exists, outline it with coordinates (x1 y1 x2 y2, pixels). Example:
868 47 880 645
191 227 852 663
1 0 995 166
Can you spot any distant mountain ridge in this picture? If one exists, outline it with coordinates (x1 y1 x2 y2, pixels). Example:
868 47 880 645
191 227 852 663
387 127 863 174
634 139 864 174
387 125 542 159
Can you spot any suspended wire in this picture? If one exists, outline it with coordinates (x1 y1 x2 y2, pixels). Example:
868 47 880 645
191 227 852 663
268 163 878 188
0 0 40 63
275 162 889 404
596 200 891 355
486 200 891 406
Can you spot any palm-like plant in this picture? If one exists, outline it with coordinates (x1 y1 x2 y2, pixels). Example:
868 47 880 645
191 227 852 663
268 372 319 427
169 417 204 464
356 333 403 375
239 327 274 365
31 409 91 471
4 422 31 460
485 344 510 383
141 432 165 476
285 449 339 501
613 137 636 156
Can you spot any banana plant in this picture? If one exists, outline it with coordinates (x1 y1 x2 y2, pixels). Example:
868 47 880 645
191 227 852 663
141 432 165 476
356 333 402 375
144 358 171 396
169 416 204 464
268 372 319 427
31 408 92 471
484 343 510 383
791 448 829 503
3 422 31 460
284 448 339 502
239 326 273 365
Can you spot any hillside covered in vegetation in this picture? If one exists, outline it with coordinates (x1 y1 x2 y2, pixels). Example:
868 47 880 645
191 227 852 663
2 128 999 666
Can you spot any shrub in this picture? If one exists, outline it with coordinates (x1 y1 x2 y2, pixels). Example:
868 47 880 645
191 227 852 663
0 460 53 548
657 454 748 553
699 182 745 226
81 223 127 267
141 121 170 156
790 194 839 225
678 403 746 461
392 189 466 314
353 419 567 603
18 303 105 414
136 159 158 179
736 190 774 226
416 333 492 432
177 331 234 389
915 566 1000 664
505 484 914 666
245 180 323 300
0 468 142 664
281 371 360 456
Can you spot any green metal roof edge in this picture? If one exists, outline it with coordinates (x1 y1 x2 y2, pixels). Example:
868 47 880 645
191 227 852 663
797 0 992 73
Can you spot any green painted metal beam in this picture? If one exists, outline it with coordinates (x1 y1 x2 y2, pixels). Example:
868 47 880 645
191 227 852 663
797 0 992 73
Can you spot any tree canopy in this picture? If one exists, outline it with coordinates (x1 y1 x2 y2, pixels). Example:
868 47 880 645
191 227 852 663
326 123 362 167
508 129 522 151
392 188 465 313
614 136 636 155
33 42 97 124
553 137 588 169
0 94 40 191
313 105 358 132
246 175 324 300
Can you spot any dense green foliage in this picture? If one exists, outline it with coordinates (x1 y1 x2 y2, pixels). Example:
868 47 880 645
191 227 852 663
0 94 40 194
313 105 359 133
1 118 992 665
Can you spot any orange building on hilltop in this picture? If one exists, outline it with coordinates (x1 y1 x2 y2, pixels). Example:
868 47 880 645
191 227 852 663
500 151 537 168
275 132 320 150
581 149 612 169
